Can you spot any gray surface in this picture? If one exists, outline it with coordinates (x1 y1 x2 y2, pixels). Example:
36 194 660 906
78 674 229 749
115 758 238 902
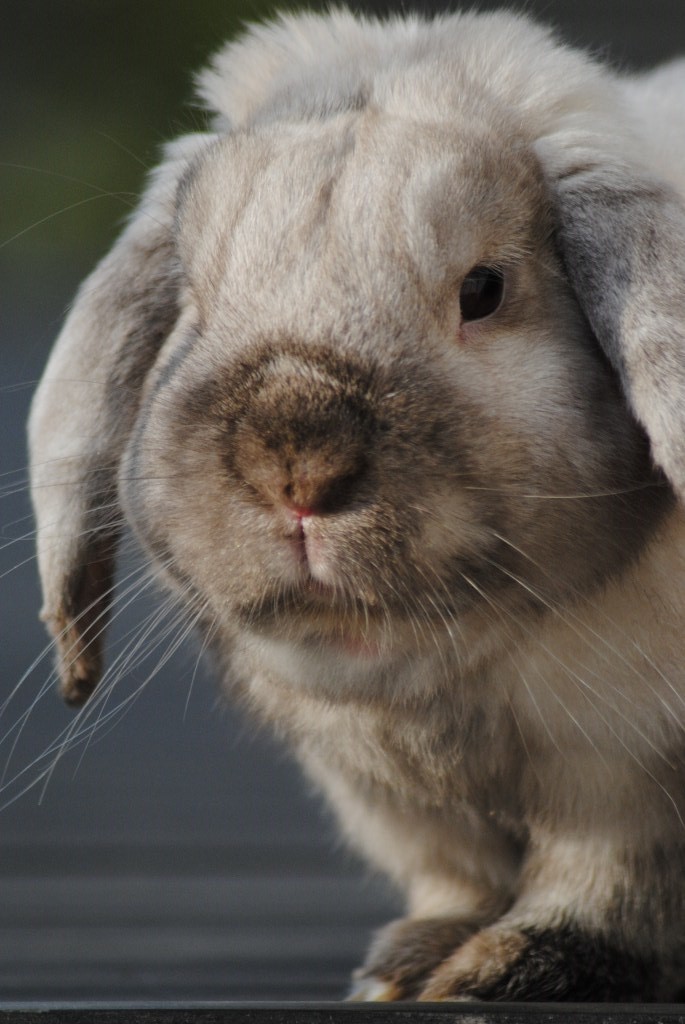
2 0 685 1005
0 842 398 1000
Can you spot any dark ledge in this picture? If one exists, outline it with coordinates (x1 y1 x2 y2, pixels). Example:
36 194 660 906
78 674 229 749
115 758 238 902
0 1004 684 1024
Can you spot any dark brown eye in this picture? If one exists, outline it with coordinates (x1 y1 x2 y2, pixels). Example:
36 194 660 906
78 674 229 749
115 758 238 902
459 266 505 322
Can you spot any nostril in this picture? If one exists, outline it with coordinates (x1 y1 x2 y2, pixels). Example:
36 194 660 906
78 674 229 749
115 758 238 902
317 464 367 513
282 481 316 518
280 455 368 517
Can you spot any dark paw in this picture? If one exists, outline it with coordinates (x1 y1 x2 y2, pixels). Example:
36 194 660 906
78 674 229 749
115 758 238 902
349 915 478 1000
418 924 658 1001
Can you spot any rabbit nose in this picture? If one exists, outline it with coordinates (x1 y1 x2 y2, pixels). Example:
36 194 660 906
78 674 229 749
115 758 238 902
235 428 368 516
231 364 374 516
230 352 376 515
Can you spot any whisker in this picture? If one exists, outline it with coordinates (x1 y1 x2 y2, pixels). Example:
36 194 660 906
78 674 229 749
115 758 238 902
70 592 207 776
0 551 39 582
461 565 685 827
95 133 152 172
0 381 39 396
459 482 665 499
0 160 143 197
0 556 156 780
489 531 685 719
184 612 218 723
458 570 573 761
0 554 197 807
0 193 139 252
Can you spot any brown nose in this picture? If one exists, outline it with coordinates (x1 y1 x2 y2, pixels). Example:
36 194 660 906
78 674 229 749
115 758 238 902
241 442 368 516
231 359 373 516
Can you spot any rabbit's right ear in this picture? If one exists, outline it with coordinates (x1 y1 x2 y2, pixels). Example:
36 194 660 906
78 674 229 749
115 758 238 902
29 133 214 707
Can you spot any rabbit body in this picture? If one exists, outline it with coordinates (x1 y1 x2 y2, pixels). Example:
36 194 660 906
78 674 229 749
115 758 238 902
29 10 685 1000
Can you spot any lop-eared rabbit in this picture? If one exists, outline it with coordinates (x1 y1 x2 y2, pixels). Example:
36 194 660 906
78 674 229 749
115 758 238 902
29 8 685 1001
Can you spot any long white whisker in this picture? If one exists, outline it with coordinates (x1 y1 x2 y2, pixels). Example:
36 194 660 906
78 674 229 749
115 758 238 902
488 533 685 720
458 570 573 761
463 565 685 828
70 593 208 776
0 557 159 785
184 612 217 722
0 192 139 251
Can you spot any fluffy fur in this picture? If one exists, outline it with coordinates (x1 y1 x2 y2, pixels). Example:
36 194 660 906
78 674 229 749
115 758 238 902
29 9 685 1000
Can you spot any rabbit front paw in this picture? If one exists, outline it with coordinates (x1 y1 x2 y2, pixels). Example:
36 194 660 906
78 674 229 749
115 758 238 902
349 915 479 1001
416 924 658 1002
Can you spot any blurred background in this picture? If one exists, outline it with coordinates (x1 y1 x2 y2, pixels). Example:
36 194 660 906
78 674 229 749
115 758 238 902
2 0 685 1004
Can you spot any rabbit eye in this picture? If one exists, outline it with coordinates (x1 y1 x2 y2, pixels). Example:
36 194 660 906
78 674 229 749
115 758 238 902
459 266 505 322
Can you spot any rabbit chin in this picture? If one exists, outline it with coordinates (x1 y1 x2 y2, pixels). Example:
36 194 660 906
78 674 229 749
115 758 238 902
237 628 441 703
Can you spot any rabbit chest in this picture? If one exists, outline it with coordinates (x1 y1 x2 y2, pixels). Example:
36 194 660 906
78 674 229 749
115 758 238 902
231 634 529 828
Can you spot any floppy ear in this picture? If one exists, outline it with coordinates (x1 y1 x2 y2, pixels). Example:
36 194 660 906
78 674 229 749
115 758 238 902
548 161 685 500
28 133 214 706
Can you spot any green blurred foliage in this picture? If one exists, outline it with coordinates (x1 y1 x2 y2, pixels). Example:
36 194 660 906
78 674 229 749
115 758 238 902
2 0 292 266
3 0 683 273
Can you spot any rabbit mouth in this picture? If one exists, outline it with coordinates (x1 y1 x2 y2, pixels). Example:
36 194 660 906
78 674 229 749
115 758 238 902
238 581 382 627
242 598 395 661
235 575 464 658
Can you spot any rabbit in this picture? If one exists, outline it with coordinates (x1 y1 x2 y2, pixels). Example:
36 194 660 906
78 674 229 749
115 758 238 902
28 6 685 1001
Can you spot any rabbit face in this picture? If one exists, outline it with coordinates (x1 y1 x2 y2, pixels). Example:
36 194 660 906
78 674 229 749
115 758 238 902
118 113 668 695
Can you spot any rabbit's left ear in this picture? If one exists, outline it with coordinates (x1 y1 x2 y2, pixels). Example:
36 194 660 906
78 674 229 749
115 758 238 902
549 162 685 500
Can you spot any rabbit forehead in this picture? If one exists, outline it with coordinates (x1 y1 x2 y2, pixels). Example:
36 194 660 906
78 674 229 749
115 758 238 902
177 110 544 318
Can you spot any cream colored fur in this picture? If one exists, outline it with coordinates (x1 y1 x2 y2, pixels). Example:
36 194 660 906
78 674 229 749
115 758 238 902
29 8 685 1000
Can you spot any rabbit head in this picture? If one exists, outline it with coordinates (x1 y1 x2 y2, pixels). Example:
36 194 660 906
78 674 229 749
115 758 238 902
29 10 683 706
